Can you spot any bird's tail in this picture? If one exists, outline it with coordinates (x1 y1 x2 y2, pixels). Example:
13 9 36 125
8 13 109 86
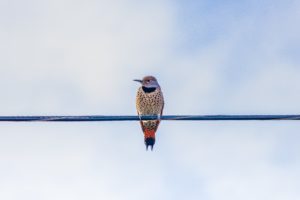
144 129 155 151
140 120 160 151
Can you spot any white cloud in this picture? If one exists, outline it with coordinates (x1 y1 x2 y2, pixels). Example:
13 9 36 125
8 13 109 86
0 0 175 114
0 0 300 200
166 121 300 200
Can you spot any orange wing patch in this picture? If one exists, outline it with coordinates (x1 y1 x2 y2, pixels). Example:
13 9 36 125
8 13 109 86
144 129 156 139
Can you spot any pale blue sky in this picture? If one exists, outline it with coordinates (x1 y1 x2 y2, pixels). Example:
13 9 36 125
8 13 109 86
0 0 299 200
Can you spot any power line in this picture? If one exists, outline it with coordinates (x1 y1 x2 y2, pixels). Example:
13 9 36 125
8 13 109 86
0 115 299 122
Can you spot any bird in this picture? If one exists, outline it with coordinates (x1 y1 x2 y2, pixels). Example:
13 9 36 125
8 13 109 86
134 76 164 151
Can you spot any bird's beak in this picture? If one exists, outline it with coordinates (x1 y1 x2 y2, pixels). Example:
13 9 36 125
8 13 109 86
133 79 142 83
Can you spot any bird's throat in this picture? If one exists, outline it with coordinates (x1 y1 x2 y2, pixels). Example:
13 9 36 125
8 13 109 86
142 86 156 93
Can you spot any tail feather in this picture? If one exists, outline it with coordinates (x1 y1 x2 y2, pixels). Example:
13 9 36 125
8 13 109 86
144 130 155 151
140 120 160 151
145 138 155 151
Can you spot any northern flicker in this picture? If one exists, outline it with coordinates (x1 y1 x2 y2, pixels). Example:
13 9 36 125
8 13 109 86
134 76 164 151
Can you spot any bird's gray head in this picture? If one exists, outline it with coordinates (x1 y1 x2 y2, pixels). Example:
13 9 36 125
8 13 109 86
134 76 160 88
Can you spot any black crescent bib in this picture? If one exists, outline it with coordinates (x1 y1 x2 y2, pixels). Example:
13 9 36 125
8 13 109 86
142 87 157 93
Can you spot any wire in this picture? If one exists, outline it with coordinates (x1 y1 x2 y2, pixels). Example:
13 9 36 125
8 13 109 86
0 115 299 122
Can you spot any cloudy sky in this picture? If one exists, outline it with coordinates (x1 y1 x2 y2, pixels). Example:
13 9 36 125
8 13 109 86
0 0 300 199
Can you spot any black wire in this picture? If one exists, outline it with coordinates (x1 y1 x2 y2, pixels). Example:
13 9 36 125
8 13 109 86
0 115 299 122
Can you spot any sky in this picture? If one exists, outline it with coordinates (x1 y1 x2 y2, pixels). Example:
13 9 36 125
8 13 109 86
0 0 300 199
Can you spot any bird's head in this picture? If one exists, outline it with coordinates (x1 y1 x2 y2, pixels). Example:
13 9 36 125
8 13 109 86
134 76 160 88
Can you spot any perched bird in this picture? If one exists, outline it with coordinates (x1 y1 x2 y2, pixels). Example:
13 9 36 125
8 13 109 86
134 76 164 150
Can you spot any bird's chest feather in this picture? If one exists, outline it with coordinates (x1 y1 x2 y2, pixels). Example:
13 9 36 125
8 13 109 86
136 88 164 115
